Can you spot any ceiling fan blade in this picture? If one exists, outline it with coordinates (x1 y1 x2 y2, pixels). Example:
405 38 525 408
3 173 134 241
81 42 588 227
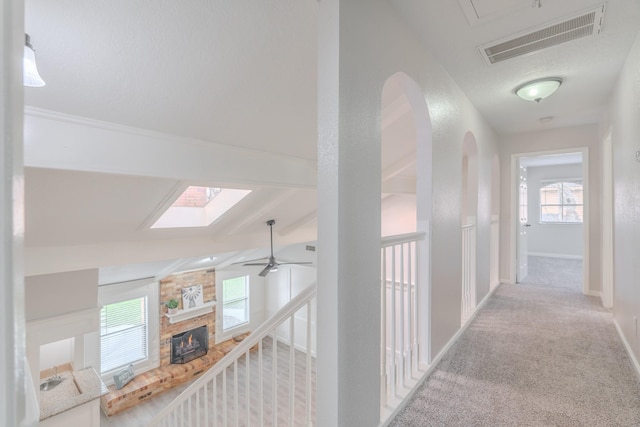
277 262 313 266
243 262 269 266
258 265 273 277
232 257 269 265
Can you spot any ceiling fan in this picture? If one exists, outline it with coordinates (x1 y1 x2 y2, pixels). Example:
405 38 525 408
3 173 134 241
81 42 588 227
243 219 312 277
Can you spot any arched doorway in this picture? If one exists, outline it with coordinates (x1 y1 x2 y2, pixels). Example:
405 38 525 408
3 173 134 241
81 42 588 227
380 72 432 406
461 132 478 324
490 154 500 289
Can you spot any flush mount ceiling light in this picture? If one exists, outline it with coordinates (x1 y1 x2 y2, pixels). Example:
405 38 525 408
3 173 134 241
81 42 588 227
24 33 45 87
515 78 562 103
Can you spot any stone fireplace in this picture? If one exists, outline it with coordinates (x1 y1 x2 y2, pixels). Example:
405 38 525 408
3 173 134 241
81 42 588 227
171 325 209 364
159 269 215 366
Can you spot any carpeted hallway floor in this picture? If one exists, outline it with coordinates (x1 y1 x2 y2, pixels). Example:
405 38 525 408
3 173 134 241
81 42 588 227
390 259 640 426
520 255 583 288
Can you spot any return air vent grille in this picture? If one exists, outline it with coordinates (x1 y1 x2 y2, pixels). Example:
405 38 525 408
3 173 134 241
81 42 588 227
479 4 605 65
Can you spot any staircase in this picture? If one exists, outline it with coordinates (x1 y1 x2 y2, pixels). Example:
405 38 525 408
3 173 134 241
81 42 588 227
146 283 317 427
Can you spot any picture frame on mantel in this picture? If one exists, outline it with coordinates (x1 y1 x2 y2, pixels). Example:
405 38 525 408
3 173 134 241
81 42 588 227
182 284 204 309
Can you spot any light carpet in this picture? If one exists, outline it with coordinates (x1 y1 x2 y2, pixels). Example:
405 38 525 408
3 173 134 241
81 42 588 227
520 256 583 288
390 276 640 426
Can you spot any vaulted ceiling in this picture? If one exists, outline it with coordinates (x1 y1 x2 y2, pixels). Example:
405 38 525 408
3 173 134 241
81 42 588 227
23 0 640 280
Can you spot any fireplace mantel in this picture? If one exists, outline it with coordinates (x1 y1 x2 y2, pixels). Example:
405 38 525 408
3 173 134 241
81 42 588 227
164 301 216 324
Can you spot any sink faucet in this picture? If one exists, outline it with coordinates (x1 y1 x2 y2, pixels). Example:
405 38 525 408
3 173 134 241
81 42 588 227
50 366 62 381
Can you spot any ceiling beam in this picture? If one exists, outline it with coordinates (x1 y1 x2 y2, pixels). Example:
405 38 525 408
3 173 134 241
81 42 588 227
382 175 416 194
24 107 317 189
279 210 317 236
24 226 319 277
382 154 416 181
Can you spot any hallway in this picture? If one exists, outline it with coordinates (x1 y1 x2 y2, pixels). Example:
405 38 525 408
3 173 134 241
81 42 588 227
390 280 640 426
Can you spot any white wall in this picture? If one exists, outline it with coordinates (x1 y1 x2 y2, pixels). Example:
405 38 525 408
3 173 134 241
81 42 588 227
25 269 100 394
526 164 583 258
606 30 640 369
39 338 75 372
499 125 601 292
314 0 500 360
316 1 499 422
381 194 416 236
25 269 98 322
265 265 317 355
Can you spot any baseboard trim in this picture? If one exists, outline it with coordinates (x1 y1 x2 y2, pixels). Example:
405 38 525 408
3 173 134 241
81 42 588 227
528 252 583 260
379 364 431 426
379 283 502 426
613 319 640 382
436 283 499 364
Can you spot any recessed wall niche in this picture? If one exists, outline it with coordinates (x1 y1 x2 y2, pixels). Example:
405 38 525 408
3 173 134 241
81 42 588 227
39 337 75 372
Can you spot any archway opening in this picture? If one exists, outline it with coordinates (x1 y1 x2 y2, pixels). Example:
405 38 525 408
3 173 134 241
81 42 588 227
490 154 500 289
461 132 478 324
380 72 432 409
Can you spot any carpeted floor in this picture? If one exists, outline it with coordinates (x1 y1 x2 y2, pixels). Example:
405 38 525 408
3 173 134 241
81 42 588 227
520 256 583 289
390 263 640 426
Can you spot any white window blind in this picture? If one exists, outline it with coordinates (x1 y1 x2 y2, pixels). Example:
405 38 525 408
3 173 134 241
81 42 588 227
222 276 249 331
100 296 148 373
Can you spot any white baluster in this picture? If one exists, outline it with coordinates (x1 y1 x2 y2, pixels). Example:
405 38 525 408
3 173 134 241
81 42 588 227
289 315 295 426
391 245 396 397
306 301 312 426
272 335 278 427
245 351 250 426
234 359 239 427
259 339 264 427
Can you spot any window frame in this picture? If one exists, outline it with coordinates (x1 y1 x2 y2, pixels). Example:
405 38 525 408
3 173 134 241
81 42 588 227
539 179 584 225
216 273 251 343
98 279 159 385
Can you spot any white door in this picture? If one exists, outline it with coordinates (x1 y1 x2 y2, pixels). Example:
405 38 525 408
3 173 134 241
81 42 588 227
517 162 530 282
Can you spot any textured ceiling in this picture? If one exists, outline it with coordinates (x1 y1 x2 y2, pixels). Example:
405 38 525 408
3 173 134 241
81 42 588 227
391 0 640 134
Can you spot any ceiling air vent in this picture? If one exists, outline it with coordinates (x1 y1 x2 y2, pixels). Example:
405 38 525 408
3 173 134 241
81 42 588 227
478 4 606 65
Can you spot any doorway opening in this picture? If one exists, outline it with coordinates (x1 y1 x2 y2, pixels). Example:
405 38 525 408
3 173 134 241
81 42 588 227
513 150 587 293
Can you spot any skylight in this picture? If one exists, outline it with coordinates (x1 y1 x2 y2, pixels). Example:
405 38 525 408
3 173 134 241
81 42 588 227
151 186 251 229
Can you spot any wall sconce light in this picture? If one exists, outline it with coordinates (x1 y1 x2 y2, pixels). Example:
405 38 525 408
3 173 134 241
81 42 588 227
515 78 562 103
24 34 45 87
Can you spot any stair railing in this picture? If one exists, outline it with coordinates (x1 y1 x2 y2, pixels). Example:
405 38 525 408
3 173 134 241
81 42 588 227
461 223 476 323
147 282 317 427
380 232 426 412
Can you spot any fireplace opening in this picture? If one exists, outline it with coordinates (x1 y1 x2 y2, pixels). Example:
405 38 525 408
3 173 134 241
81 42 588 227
171 325 209 364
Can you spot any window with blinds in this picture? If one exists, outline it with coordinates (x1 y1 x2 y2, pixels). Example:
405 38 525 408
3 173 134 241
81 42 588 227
222 276 249 332
100 296 148 373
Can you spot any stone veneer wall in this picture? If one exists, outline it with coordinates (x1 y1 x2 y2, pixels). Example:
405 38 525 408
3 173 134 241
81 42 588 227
159 269 216 366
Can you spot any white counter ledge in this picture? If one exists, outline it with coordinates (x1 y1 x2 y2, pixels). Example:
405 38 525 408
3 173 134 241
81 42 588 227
39 367 108 421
